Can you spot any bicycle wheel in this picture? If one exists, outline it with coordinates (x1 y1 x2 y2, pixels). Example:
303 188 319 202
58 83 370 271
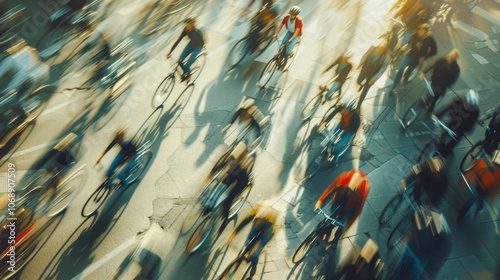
301 94 322 121
185 215 217 254
220 257 243 280
378 194 404 226
228 38 249 69
227 184 252 220
123 151 152 186
460 141 483 172
81 183 111 217
258 58 277 88
387 217 411 250
255 25 276 55
151 74 175 108
401 99 424 129
457 198 476 224
46 168 87 217
190 52 207 83
292 227 320 263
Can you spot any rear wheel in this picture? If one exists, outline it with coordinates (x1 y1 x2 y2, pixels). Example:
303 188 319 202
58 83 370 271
123 151 152 186
185 215 216 254
304 151 326 181
47 168 87 217
258 58 277 88
189 52 207 84
255 25 276 55
228 38 249 69
464 0 478 9
417 140 437 163
227 184 251 220
81 183 111 217
460 141 483 172
151 74 175 108
387 217 411 250
220 257 243 280
292 229 319 263
379 194 404 226
301 94 322 121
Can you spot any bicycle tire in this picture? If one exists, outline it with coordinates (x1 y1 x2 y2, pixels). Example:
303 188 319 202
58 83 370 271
181 200 205 233
139 0 176 36
47 168 87 217
292 227 320 263
304 151 326 181
123 151 152 186
301 94 322 121
457 198 476 224
258 58 277 88
283 41 300 71
190 52 207 83
378 194 404 226
81 183 111 217
387 217 411 250
185 215 216 254
220 257 243 280
460 141 484 172
401 99 424 129
151 74 175 108
228 38 249 69
227 184 252 220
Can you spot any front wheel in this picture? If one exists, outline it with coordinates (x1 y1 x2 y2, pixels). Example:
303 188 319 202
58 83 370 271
401 99 424 129
460 141 483 172
387 217 411 250
185 215 217 254
417 140 439 163
258 58 277 88
151 74 175 108
228 38 249 69
301 94 322 121
304 151 326 181
378 194 404 226
190 52 207 84
292 229 319 263
47 168 87 217
123 151 152 186
81 183 111 217
219 257 243 280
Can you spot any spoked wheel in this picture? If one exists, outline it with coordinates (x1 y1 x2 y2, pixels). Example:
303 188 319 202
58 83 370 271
81 183 112 217
36 23 74 59
47 168 87 217
185 215 217 254
151 74 175 108
189 52 207 84
378 194 404 226
258 58 277 88
292 230 319 263
401 99 424 129
220 257 244 280
387 217 411 250
457 198 476 224
301 94 322 121
227 184 252 220
460 141 483 172
228 38 249 69
123 151 152 186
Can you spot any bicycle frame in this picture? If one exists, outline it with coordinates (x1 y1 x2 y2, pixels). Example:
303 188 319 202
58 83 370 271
317 207 345 228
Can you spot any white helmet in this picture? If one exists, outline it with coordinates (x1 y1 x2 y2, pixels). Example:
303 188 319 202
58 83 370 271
289 6 301 16
465 89 478 107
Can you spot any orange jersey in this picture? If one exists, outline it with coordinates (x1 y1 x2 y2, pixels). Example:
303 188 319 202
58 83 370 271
465 158 500 197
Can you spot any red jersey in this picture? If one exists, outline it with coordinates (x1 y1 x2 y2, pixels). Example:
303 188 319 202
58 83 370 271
465 158 500 197
281 15 303 36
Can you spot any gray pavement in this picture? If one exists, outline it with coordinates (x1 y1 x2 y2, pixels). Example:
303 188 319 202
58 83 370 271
1 0 500 279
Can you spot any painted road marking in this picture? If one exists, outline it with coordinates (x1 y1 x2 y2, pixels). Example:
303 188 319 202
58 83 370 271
452 20 498 52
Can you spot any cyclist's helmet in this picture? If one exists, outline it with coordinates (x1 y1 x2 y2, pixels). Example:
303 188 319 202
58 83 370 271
465 89 479 107
289 6 301 16
184 16 196 24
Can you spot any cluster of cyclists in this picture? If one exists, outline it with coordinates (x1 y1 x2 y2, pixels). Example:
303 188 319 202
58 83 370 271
0 0 499 279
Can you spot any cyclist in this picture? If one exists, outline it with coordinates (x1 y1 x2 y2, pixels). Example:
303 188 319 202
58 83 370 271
95 129 138 185
273 6 303 63
314 169 371 244
317 102 361 163
205 142 253 226
478 102 500 155
433 89 479 155
388 23 437 95
320 54 353 103
166 16 205 83
334 237 384 280
245 4 279 54
222 99 270 148
0 39 49 97
419 48 461 113
463 150 500 212
389 207 451 280
81 31 112 86
401 155 448 207
225 201 279 277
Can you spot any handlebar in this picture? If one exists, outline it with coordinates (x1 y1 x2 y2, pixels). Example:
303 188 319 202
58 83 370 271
316 207 344 227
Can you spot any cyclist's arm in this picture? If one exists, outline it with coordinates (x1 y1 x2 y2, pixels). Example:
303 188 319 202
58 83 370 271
274 15 287 37
168 29 187 55
323 57 340 74
314 173 347 211
95 138 117 165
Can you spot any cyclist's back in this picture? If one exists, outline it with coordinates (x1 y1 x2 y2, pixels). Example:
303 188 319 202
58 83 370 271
465 150 500 199
403 155 448 206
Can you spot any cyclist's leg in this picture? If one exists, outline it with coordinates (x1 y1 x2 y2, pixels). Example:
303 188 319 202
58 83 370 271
389 55 411 91
326 81 341 100
280 32 292 54
178 44 194 74
249 231 272 272
402 60 418 83
106 151 126 178
117 155 137 184
332 131 354 164
286 36 300 57
427 87 443 113
183 46 202 75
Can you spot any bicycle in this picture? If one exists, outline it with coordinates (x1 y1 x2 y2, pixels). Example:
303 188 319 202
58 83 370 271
417 115 457 162
140 0 195 36
36 2 100 59
151 49 207 108
400 77 439 129
227 20 276 69
222 113 271 155
292 207 345 263
378 181 419 227
300 76 349 121
303 106 352 180
257 37 300 88
460 123 494 172
81 142 152 217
